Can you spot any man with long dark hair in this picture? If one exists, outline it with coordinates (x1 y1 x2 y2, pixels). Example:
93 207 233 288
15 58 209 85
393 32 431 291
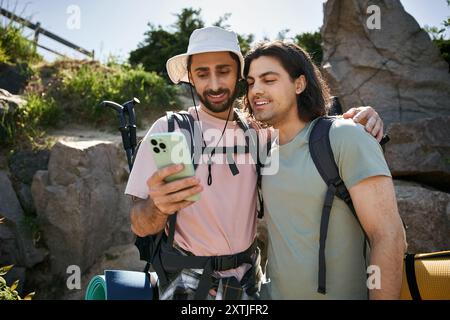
244 41 406 299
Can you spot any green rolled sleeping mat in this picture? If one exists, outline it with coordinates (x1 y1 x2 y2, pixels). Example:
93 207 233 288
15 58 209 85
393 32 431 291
85 270 158 300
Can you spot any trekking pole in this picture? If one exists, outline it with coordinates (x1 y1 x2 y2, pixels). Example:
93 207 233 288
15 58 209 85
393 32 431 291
122 97 140 158
100 99 139 171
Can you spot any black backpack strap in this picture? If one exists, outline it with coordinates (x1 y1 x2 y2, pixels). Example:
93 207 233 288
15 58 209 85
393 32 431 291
158 239 257 299
234 109 270 219
405 253 422 300
166 111 201 170
309 117 338 294
309 117 369 294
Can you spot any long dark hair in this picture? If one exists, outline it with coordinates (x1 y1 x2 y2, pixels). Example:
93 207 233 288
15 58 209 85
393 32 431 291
243 40 331 122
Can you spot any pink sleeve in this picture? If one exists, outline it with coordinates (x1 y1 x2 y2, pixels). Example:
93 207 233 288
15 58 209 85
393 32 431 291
124 116 168 199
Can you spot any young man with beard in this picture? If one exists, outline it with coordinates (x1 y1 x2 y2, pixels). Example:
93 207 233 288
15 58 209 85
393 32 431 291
125 27 384 300
244 41 406 300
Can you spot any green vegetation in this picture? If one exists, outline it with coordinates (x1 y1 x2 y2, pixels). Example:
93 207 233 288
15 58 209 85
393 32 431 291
0 24 180 151
294 31 323 66
53 59 180 126
0 218 35 300
129 8 255 80
0 265 35 300
0 92 59 148
424 0 450 71
0 24 41 64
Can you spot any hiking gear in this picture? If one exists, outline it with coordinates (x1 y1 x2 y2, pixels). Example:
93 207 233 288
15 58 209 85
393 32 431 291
135 108 268 300
92 98 269 300
308 116 387 295
309 116 449 300
85 270 157 300
401 251 450 300
159 255 261 300
101 98 140 171
166 26 245 84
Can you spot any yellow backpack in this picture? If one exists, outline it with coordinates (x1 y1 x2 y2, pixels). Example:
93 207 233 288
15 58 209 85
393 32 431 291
401 251 450 300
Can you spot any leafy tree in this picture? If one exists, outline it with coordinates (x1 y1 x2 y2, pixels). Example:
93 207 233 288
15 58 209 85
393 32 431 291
294 31 323 66
129 8 256 79
129 8 204 80
237 34 255 57
424 0 450 71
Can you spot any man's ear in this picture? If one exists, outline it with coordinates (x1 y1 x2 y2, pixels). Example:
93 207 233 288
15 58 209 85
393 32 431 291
295 75 306 95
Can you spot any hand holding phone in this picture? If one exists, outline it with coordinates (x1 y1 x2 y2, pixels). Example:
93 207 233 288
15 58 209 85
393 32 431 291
149 132 201 202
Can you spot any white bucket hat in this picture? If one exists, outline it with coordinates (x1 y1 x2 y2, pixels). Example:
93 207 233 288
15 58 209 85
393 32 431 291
166 26 245 84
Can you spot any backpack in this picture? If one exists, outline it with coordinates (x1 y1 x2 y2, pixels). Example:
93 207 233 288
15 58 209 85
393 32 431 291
308 116 371 295
133 108 270 299
309 116 450 300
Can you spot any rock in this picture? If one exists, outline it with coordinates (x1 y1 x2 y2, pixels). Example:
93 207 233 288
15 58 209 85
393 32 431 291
321 0 450 127
394 180 450 253
0 170 46 268
31 140 134 277
8 150 50 214
63 244 146 300
8 150 50 185
0 62 32 94
385 117 450 191
0 88 25 114
15 183 35 215
0 88 26 142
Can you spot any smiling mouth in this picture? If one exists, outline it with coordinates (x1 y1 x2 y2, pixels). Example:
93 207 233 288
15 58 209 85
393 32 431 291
206 92 228 103
253 100 270 110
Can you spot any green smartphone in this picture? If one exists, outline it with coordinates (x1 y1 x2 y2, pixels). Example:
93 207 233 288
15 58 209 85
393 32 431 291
149 132 200 202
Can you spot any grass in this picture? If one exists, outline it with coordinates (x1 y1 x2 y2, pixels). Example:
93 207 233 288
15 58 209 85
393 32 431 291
0 92 60 149
55 59 180 126
0 22 181 151
0 24 41 65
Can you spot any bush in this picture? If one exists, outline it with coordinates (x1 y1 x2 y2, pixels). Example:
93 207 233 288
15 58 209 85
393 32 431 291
0 93 60 148
0 265 35 300
0 24 41 64
53 60 180 126
433 38 450 72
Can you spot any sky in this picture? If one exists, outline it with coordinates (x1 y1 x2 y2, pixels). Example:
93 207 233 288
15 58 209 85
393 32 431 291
1 0 449 62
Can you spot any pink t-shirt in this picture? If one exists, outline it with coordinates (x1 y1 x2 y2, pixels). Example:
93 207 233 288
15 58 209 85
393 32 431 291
125 106 258 280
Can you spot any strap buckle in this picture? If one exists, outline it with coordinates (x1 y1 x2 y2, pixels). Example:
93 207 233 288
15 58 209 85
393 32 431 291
211 255 238 271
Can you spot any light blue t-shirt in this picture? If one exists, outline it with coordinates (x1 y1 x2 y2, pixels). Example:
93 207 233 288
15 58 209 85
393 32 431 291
263 118 391 299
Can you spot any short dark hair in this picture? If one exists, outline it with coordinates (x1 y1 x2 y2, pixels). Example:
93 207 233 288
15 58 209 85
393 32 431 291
187 51 241 80
243 41 330 122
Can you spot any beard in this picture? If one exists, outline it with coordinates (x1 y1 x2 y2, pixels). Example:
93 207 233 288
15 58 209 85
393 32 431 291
197 86 239 113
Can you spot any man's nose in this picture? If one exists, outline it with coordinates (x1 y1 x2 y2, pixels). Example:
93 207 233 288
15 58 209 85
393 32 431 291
209 74 221 91
250 82 264 96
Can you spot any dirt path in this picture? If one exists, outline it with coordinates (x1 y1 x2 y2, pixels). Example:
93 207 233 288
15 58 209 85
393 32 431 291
47 124 150 144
